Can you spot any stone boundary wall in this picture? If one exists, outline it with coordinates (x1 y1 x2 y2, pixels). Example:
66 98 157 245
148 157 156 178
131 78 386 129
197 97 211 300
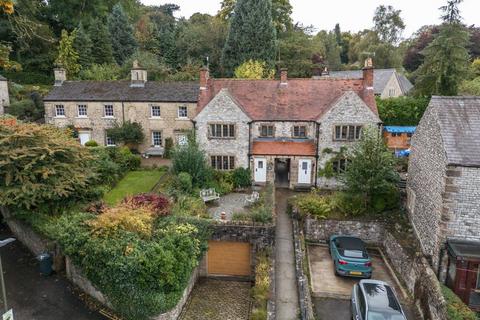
66 257 201 320
303 216 449 320
304 217 385 244
292 219 315 320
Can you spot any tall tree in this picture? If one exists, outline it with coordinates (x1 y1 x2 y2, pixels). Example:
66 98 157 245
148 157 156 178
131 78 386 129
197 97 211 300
73 23 93 69
88 19 115 65
221 0 277 76
108 3 137 65
373 5 405 44
55 29 80 77
147 4 180 67
218 0 292 32
414 0 470 96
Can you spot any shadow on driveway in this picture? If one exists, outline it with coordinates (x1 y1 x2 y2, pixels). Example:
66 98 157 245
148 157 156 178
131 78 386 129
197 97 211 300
0 224 106 320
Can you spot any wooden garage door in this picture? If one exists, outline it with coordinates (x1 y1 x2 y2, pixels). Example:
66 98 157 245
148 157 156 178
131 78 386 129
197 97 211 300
207 241 251 276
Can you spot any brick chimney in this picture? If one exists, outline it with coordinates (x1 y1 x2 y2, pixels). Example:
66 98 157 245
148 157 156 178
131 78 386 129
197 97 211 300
362 58 374 90
280 68 288 86
130 60 147 87
200 67 209 90
54 67 66 86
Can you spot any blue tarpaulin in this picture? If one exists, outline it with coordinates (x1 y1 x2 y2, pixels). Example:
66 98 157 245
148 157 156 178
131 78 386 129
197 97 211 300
384 126 416 134
396 149 411 157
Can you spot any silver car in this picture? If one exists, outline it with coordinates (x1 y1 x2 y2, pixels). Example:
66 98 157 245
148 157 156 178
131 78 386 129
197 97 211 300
351 280 407 320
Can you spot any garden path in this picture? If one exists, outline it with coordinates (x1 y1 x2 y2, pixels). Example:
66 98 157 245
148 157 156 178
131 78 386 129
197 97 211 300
275 189 299 320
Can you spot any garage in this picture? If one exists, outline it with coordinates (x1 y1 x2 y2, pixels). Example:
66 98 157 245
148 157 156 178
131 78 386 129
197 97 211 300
207 241 251 277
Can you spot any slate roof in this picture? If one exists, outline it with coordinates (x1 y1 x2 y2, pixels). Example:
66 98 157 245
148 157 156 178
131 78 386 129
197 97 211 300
430 96 480 167
198 78 377 121
44 81 199 102
328 69 413 95
251 140 317 156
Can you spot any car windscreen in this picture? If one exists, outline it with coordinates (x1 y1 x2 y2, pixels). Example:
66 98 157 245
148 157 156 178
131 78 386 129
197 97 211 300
335 237 367 258
367 311 406 320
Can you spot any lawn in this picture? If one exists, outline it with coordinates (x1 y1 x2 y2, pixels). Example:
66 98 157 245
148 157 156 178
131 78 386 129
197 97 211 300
104 170 164 205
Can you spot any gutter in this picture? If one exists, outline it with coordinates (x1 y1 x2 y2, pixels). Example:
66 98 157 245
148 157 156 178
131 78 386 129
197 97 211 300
121 102 125 124
315 122 320 188
247 121 253 170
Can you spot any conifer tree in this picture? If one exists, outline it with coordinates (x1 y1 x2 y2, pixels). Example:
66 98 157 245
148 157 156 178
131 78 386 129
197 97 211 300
415 0 470 96
88 18 115 65
108 3 137 65
73 23 93 68
55 29 80 77
221 0 277 76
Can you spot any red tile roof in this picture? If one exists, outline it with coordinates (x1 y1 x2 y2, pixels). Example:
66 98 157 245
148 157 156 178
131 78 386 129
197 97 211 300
198 78 377 121
252 140 316 156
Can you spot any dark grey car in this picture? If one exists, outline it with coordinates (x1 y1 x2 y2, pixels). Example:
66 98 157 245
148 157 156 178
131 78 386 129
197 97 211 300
351 280 407 320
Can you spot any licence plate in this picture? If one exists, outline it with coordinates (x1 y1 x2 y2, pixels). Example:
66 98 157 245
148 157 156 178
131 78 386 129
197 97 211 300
350 271 362 276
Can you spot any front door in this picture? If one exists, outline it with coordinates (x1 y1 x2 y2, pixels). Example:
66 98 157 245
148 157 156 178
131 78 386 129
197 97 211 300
78 132 91 145
298 159 312 184
254 158 267 183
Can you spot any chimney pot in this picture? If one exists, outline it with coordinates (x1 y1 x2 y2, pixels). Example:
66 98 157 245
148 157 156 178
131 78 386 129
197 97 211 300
54 68 66 86
280 68 288 85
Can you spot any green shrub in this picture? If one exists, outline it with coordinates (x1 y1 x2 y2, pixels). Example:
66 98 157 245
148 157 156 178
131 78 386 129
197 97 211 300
177 172 193 194
171 133 212 187
371 186 400 213
172 195 209 218
291 192 334 219
376 96 430 126
332 192 367 217
85 140 99 147
232 167 251 188
106 146 141 171
106 121 145 149
441 285 477 320
52 213 211 320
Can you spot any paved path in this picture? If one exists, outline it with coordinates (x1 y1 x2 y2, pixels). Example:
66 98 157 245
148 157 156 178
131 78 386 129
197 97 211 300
275 189 299 320
0 224 106 320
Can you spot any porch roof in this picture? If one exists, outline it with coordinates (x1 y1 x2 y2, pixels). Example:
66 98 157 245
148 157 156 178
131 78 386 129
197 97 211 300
447 239 480 260
251 140 316 156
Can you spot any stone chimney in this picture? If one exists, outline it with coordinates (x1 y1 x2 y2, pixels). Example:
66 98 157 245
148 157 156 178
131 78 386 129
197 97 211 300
54 68 66 86
200 67 209 90
362 58 374 90
280 68 288 86
130 60 148 87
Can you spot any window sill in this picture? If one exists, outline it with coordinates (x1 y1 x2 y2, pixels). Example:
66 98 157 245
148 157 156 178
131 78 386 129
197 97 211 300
149 117 163 120
75 116 89 119
106 145 116 147
54 116 66 119
176 117 190 121
102 116 116 119
208 137 236 140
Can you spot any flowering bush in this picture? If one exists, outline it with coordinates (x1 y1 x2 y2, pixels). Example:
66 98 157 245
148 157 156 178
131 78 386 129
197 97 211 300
124 193 171 216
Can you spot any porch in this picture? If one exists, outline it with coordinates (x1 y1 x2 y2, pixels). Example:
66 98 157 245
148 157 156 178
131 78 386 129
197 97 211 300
250 139 317 189
446 239 480 311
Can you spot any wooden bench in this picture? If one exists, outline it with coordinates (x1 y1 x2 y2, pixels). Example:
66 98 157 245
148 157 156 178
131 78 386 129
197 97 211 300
245 191 260 205
200 188 220 203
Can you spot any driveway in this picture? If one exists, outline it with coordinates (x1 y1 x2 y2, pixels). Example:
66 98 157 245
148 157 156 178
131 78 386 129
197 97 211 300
180 278 251 320
0 224 106 320
308 244 420 320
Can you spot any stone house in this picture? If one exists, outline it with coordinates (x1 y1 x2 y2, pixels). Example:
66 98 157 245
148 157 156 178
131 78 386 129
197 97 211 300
0 74 9 115
328 68 413 99
407 96 480 310
195 61 381 189
44 63 198 155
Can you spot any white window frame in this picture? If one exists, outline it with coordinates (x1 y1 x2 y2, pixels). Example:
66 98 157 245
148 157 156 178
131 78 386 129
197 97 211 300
151 105 161 118
152 131 162 147
77 104 88 117
177 105 188 119
55 105 65 117
104 104 114 118
105 134 116 147
389 88 396 97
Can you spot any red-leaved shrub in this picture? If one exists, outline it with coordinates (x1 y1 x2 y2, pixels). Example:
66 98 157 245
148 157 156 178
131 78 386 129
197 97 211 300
123 193 171 216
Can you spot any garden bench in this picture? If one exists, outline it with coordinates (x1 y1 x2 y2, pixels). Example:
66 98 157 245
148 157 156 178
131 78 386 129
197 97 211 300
200 188 220 203
245 191 260 205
